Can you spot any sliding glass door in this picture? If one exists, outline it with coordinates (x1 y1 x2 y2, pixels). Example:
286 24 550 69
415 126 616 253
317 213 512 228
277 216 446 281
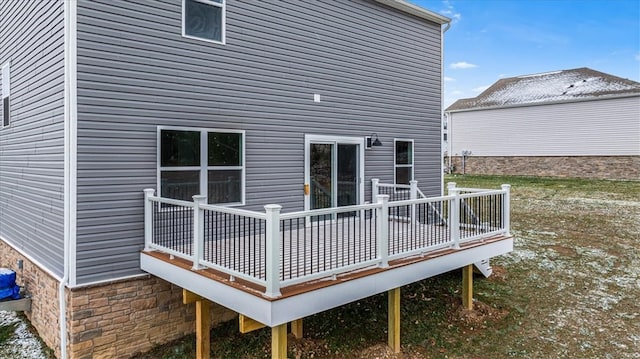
305 135 364 219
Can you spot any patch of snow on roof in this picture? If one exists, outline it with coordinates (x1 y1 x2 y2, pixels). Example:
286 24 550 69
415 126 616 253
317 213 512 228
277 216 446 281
485 71 637 106
446 68 640 111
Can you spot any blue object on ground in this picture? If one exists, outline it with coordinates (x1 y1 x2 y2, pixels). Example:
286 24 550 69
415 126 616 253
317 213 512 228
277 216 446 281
0 268 21 300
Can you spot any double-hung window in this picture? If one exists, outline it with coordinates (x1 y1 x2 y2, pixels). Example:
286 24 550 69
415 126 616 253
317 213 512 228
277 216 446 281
1 62 10 128
158 127 244 205
394 139 414 185
182 0 225 44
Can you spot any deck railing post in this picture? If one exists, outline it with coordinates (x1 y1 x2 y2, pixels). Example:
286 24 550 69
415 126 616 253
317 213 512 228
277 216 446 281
143 188 155 251
192 195 207 270
265 204 282 298
410 180 418 227
448 184 460 249
501 184 511 236
376 195 390 268
371 178 379 202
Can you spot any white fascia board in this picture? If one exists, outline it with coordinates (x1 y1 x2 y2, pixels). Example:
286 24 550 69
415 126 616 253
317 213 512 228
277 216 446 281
375 0 451 24
141 237 512 327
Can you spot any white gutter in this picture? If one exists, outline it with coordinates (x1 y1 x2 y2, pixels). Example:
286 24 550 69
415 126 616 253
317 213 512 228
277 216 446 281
62 0 77 358
440 21 451 196
374 0 451 24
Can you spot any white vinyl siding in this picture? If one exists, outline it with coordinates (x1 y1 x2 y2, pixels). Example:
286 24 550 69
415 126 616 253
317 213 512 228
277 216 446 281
449 96 640 156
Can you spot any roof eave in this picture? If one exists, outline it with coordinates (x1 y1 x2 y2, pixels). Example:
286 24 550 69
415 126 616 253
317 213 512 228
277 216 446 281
445 92 640 113
374 0 451 24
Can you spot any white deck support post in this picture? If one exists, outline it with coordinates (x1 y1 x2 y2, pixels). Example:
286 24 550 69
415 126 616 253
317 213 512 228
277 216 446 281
265 204 282 298
410 180 418 227
377 194 390 268
501 184 511 236
447 182 460 249
143 188 155 251
371 178 379 202
192 195 207 270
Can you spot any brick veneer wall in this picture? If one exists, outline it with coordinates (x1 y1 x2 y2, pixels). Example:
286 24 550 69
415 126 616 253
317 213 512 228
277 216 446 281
0 240 61 357
448 156 640 180
1 241 237 358
68 276 236 359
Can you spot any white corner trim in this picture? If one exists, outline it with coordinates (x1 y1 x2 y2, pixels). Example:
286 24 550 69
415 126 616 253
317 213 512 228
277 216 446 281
62 1 77 358
63 0 78 289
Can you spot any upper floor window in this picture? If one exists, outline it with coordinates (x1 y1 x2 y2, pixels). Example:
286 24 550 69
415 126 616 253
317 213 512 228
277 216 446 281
394 139 414 185
183 0 225 44
2 62 10 128
158 127 244 205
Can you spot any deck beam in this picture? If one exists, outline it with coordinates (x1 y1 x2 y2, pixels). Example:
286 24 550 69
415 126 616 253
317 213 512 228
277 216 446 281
271 323 287 359
462 264 473 310
239 314 266 334
388 287 401 353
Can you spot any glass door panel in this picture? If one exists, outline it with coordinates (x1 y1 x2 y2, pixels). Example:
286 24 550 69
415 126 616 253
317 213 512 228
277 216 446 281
310 143 333 212
309 142 360 221
337 144 358 219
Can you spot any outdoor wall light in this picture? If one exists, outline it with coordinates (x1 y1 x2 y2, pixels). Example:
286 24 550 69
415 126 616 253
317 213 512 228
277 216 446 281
367 133 383 148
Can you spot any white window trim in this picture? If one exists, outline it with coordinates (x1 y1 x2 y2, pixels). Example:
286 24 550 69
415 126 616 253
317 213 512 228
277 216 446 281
393 138 414 186
182 0 226 45
2 61 10 128
157 125 245 206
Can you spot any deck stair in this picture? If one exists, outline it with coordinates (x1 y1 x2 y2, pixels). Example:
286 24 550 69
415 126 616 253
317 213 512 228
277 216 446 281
473 259 493 277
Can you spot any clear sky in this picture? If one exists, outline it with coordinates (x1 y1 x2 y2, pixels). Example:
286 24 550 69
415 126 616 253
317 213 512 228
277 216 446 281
410 0 640 107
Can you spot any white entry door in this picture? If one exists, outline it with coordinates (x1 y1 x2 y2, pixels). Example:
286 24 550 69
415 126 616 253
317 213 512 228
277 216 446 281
304 135 365 216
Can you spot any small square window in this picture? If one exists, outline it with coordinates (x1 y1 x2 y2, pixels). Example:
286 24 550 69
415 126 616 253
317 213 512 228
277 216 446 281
183 0 225 43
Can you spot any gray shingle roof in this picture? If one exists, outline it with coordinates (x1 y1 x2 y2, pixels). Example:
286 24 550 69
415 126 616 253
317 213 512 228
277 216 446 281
446 67 640 112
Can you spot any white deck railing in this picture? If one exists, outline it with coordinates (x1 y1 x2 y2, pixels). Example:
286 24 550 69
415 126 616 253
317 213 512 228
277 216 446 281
143 180 510 298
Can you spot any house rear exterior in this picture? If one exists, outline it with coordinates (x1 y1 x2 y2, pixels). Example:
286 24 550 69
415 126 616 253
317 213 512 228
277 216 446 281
445 68 640 180
1 0 452 357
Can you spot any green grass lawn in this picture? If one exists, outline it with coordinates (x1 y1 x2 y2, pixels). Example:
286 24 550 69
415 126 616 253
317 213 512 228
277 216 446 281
134 175 640 359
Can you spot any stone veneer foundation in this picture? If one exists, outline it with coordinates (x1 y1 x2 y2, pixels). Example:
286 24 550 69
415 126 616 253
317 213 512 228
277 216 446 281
0 241 236 358
448 156 640 181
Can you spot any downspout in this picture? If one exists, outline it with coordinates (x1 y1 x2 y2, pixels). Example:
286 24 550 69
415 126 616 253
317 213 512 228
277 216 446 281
440 21 451 196
61 1 77 358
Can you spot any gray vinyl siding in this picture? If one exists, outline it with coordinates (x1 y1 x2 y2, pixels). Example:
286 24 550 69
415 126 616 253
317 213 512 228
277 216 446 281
449 96 640 156
75 0 443 284
0 0 65 277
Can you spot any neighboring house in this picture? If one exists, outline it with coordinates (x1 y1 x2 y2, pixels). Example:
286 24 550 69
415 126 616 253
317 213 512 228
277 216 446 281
1 1 513 358
445 68 640 180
